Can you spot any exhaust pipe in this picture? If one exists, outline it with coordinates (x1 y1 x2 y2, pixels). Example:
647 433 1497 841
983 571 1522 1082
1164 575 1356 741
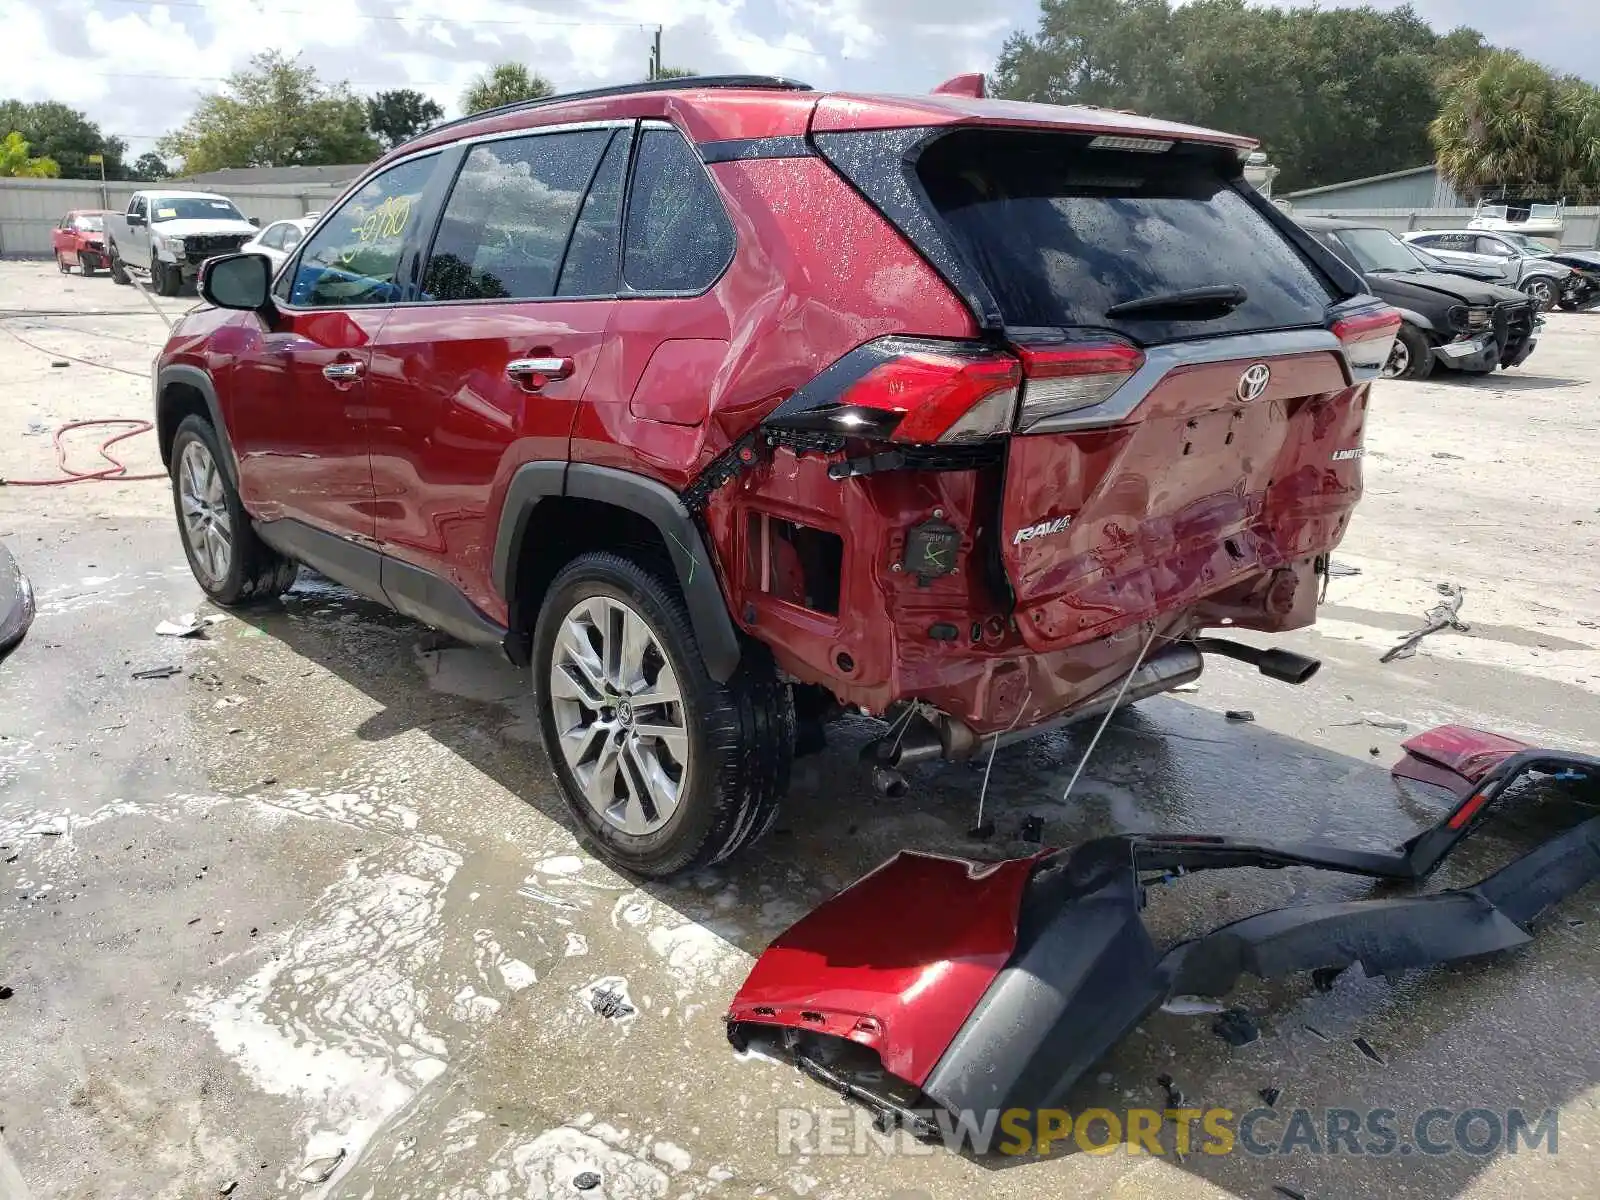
1193 638 1320 685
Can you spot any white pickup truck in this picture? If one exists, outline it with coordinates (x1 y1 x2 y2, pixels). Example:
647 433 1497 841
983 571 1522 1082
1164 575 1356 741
105 189 259 296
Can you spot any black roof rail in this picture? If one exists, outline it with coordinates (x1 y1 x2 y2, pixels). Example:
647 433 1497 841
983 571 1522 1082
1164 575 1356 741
402 75 814 148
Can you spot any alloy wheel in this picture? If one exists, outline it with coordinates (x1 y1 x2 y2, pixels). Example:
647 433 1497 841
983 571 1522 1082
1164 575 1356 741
549 595 689 836
1526 278 1556 310
177 439 232 586
1383 336 1410 379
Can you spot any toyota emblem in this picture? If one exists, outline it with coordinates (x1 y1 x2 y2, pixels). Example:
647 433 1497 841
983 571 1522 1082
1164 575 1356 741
1237 363 1272 402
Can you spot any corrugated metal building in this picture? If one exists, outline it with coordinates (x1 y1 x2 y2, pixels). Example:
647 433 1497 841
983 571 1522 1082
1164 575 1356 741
1282 164 1464 210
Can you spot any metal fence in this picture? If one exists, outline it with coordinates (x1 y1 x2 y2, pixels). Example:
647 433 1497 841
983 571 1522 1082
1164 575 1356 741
1285 204 1600 250
0 177 349 258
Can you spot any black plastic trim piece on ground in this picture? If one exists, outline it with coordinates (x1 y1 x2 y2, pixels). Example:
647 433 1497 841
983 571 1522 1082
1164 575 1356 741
919 747 1600 1117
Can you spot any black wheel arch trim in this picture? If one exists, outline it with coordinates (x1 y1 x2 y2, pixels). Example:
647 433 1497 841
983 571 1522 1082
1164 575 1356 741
157 365 239 486
492 462 742 684
1392 306 1435 334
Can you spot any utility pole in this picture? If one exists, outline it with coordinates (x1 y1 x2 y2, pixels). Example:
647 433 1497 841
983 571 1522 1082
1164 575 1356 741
650 26 662 80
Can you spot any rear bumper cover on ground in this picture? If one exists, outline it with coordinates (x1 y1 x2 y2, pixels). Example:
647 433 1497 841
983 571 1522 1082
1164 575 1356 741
727 725 1599 1124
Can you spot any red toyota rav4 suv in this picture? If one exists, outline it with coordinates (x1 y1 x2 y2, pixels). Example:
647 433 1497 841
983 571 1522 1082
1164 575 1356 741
155 75 1396 877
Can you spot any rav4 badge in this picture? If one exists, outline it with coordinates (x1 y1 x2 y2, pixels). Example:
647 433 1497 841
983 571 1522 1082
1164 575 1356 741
1013 515 1072 545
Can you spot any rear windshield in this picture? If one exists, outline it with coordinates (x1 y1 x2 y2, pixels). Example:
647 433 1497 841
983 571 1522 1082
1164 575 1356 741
151 197 245 222
918 130 1334 343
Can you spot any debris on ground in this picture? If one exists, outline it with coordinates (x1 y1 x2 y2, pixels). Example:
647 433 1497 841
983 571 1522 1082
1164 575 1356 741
966 819 996 841
1312 966 1344 992
572 1172 602 1191
1303 1025 1330 1042
0 985 13 1000
1381 584 1469 663
1273 1186 1308 1200
297 1148 346 1184
1327 559 1363 577
1225 710 1256 722
50 359 69 368
1353 1037 1386 1065
1160 996 1226 1016
1335 715 1409 732
1172 681 1201 692
1157 1073 1184 1107
218 1182 237 1196
1212 1008 1260 1046
1019 815 1044 843
1431 451 1463 460
1259 1086 1281 1108
156 612 223 638
131 664 181 680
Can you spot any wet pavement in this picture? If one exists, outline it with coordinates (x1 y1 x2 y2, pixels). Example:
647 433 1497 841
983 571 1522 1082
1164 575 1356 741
4 515 1599 1200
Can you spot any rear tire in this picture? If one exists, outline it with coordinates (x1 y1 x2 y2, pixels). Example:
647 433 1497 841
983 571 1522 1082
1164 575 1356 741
1383 323 1433 381
533 551 793 878
169 415 298 607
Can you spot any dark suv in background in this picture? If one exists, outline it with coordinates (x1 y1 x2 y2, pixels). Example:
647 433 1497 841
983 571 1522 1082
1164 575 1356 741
155 76 1395 877
1301 217 1538 381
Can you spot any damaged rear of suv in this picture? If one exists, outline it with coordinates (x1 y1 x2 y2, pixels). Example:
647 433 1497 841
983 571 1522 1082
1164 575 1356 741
156 76 1395 877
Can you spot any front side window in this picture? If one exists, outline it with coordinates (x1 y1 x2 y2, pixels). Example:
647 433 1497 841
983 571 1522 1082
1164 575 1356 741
623 127 736 293
423 129 611 302
129 196 147 220
1476 236 1515 258
286 155 438 308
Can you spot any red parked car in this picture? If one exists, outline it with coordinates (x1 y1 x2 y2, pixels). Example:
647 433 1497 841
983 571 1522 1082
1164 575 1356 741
153 75 1398 876
53 210 113 275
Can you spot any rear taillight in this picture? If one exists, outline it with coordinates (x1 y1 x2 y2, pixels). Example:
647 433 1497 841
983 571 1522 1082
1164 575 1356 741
764 338 1021 445
1332 306 1402 378
1014 341 1144 430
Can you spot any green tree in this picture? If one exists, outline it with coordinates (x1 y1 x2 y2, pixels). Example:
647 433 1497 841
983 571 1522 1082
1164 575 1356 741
0 131 59 177
366 88 445 150
159 50 379 174
651 66 699 80
0 100 125 179
132 151 171 181
992 0 1492 191
460 64 554 115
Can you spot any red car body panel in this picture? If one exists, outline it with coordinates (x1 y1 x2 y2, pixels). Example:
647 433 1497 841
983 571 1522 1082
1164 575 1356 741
1392 724 1534 798
726 850 1041 1086
53 210 112 267
366 299 615 619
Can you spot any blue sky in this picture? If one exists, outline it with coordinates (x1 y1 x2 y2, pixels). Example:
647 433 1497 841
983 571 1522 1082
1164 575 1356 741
3 0 1595 162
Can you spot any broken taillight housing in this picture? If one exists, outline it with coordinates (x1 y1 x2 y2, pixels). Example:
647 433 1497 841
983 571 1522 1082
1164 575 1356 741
1013 341 1144 430
765 338 1021 445
1331 305 1403 379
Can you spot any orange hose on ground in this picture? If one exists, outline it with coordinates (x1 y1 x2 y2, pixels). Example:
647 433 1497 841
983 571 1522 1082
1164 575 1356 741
2 418 166 486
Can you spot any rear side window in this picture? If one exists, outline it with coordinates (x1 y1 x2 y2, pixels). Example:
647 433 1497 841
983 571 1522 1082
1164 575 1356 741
623 127 735 293
917 130 1333 343
558 129 630 297
424 129 611 302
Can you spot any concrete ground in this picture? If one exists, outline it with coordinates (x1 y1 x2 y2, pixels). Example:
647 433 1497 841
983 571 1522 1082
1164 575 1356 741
2 258 1599 1200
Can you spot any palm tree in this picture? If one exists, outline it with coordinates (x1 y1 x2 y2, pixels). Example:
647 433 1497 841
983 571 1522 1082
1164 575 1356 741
1431 51 1558 198
460 64 555 115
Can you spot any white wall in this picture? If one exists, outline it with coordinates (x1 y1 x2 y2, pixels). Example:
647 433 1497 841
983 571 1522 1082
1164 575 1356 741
0 177 350 257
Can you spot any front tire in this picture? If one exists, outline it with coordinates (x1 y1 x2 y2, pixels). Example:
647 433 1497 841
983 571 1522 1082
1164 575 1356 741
1383 323 1433 380
56 252 70 274
1522 276 1557 311
108 246 130 285
533 552 793 878
153 256 180 297
78 253 97 277
169 415 298 606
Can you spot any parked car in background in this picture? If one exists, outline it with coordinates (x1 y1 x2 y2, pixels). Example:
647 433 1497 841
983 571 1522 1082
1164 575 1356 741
1407 243 1506 283
1403 229 1571 311
1303 217 1538 381
240 215 319 271
105 190 259 296
51 210 112 276
154 75 1396 877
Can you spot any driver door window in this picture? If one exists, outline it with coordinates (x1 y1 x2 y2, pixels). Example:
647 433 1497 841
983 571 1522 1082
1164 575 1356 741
1476 236 1513 257
129 196 147 221
257 223 288 250
282 154 438 308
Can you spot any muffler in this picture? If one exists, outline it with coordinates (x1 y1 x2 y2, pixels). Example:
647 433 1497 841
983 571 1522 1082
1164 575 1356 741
1193 637 1320 684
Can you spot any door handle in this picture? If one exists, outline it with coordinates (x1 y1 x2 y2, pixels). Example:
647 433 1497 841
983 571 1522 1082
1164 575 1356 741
322 361 363 383
506 356 574 391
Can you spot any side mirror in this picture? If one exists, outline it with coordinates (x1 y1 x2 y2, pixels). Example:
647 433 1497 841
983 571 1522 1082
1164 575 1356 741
249 216 261 227
127 213 146 227
200 253 274 312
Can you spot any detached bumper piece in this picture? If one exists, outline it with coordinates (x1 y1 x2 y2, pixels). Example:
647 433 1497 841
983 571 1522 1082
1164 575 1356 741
726 726 1599 1130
